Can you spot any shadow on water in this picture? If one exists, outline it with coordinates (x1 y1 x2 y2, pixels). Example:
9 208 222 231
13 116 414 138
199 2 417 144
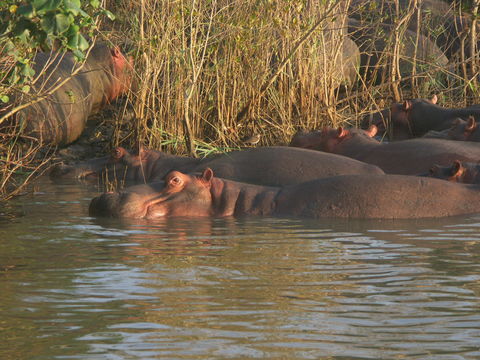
1 177 480 359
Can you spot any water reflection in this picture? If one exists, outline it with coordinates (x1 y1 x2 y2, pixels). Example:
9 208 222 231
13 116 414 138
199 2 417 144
0 178 479 359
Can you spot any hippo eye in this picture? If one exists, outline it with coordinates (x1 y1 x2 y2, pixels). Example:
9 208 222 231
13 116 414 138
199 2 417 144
169 176 182 186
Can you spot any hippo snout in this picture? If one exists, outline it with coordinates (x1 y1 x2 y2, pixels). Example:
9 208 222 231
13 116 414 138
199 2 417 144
49 163 72 178
89 192 121 217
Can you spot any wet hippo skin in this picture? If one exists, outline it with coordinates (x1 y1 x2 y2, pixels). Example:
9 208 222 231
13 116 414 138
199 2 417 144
89 168 480 220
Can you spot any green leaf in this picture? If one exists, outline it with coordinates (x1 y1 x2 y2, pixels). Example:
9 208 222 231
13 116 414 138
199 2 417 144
0 95 10 103
77 34 89 51
103 9 115 21
63 0 81 16
20 63 35 78
17 4 34 18
12 18 33 39
67 32 78 49
55 13 71 33
33 29 48 46
41 14 55 34
21 85 31 93
34 0 62 13
72 49 85 61
89 0 100 8
33 0 48 10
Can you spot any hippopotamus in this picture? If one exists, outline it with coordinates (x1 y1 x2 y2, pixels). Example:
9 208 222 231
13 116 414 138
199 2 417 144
348 18 448 84
429 160 480 184
361 96 439 140
289 125 480 175
89 168 480 219
349 0 475 60
51 146 384 186
389 95 480 138
443 116 480 142
1 42 132 145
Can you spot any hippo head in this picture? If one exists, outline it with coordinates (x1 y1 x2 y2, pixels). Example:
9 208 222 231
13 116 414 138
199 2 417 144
389 95 438 137
361 108 390 134
50 147 147 183
108 46 133 101
448 116 476 141
289 130 323 149
429 160 480 184
290 126 378 152
88 43 133 106
89 168 215 219
429 160 466 182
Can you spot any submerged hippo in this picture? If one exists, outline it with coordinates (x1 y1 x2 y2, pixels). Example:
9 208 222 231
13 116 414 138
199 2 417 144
51 146 384 187
89 168 480 219
289 125 480 175
429 160 480 184
2 42 132 145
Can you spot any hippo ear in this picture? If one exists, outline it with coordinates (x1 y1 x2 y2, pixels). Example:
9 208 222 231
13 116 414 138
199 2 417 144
466 116 476 132
430 94 438 104
451 160 464 177
202 168 214 182
112 147 126 160
336 127 347 139
111 47 122 59
403 100 412 111
366 125 378 137
138 146 148 160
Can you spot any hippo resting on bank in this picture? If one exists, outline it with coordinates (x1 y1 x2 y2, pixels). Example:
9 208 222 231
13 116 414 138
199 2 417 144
424 116 480 142
1 43 132 145
348 18 448 84
289 125 480 175
89 168 480 220
50 146 384 187
429 160 480 184
364 95 480 140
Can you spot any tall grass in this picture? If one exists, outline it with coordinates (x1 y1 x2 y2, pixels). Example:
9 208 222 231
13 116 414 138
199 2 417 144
110 0 479 153
111 0 357 153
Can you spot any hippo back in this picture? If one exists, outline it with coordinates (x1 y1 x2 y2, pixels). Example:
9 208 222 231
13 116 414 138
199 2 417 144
196 146 384 187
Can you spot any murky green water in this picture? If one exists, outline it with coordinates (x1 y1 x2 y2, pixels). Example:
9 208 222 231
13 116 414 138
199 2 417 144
1 178 480 359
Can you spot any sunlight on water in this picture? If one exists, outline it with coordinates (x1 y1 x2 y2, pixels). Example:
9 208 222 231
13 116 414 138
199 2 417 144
0 178 480 359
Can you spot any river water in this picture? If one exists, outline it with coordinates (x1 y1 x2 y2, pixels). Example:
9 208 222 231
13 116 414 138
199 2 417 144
1 177 479 359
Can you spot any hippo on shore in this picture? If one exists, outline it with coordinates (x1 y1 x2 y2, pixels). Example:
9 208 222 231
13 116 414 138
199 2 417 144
348 18 448 85
362 97 480 140
50 146 384 187
444 116 480 142
1 42 133 146
289 125 480 175
389 96 480 138
89 168 480 220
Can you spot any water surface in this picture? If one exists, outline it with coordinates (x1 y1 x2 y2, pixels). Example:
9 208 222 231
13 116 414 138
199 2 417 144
1 178 480 359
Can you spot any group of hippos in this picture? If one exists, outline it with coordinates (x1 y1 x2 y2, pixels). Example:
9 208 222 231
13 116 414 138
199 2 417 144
2 0 480 220
51 95 480 220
